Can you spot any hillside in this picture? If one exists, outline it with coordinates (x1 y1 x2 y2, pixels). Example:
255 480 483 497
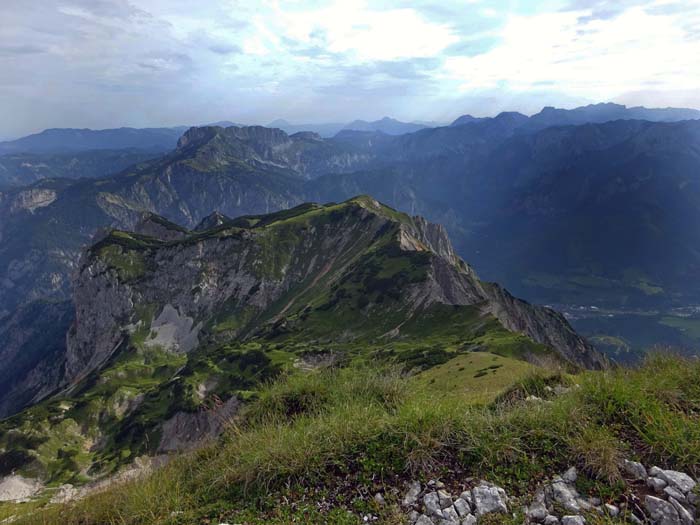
0 127 187 155
0 197 602 501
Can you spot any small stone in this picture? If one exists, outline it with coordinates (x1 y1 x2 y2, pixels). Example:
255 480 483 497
526 500 548 522
424 492 444 518
562 467 578 483
664 486 687 503
604 503 619 517
649 466 663 477
404 481 422 506
621 460 648 481
442 506 460 521
544 516 560 525
435 481 446 489
408 510 420 522
416 515 435 525
645 495 681 525
648 477 668 492
471 484 508 516
657 470 696 494
547 481 580 513
561 517 585 525
459 491 472 506
460 515 477 525
669 497 694 525
438 489 453 508
373 493 386 506
575 497 593 511
453 498 470 517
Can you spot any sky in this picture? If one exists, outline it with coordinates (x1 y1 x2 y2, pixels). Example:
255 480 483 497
1 0 700 138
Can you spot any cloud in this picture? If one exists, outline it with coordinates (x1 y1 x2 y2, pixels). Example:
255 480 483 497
0 0 698 136
444 3 700 100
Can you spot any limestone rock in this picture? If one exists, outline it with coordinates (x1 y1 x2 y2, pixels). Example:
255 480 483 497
622 460 648 481
645 495 681 525
656 470 696 494
561 516 585 525
471 484 508 516
404 481 422 506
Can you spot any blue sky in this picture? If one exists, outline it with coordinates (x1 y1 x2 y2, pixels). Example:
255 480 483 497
1 0 699 137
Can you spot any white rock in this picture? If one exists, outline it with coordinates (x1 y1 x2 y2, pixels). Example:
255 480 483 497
604 503 620 517
424 492 444 518
664 486 686 503
416 515 434 525
438 489 453 508
645 495 681 525
562 467 578 483
657 470 696 494
648 477 668 492
527 500 548 522
668 497 694 525
453 498 470 517
471 484 508 516
544 516 560 525
0 475 42 502
621 460 648 480
460 515 477 525
442 506 460 522
458 491 472 506
404 481 422 506
548 481 581 513
561 516 585 525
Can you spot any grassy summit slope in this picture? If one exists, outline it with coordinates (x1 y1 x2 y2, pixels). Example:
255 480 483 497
6 354 699 525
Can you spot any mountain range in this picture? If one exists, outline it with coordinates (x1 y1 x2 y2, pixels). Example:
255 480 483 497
1 102 700 374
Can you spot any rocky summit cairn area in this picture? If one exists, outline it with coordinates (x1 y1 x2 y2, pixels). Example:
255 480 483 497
396 462 698 525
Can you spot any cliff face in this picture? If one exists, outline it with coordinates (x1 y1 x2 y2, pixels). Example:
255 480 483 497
64 196 603 389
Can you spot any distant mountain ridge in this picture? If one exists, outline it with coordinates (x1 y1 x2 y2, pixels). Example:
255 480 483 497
450 102 700 129
0 127 188 155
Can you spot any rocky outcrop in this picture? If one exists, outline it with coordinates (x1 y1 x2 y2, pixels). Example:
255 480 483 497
158 396 240 453
9 188 57 213
400 463 699 525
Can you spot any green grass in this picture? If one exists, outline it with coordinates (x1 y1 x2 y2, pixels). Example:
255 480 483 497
416 352 537 404
9 354 700 525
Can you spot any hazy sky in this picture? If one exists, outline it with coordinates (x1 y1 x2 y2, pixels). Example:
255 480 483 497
1 0 699 137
